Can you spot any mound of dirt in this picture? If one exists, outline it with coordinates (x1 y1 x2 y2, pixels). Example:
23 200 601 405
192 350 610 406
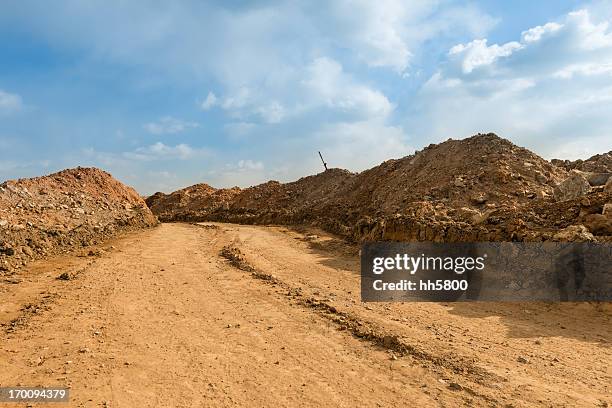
552 151 612 188
338 133 566 211
234 169 354 209
146 183 241 222
0 167 158 273
552 151 612 173
146 133 612 242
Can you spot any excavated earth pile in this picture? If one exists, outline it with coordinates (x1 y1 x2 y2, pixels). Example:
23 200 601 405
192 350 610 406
145 183 241 222
146 133 612 242
0 167 158 274
552 151 612 173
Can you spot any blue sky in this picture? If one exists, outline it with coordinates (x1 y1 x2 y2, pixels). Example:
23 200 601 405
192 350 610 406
1 1 611 194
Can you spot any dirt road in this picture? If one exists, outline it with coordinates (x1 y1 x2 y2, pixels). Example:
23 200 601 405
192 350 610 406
1 223 610 407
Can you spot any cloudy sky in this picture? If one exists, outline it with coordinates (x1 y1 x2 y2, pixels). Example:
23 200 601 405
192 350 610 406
1 0 611 194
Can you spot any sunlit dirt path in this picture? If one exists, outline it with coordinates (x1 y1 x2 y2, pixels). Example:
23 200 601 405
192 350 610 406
1 223 610 407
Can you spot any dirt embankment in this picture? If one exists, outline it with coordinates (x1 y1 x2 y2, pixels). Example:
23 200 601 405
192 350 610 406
0 167 158 274
146 133 612 242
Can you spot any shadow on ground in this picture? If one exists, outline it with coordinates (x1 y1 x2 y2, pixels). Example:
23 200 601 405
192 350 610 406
446 301 611 346
299 231 612 346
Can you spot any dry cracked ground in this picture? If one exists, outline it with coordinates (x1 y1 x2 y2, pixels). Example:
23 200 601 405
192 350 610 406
0 223 610 408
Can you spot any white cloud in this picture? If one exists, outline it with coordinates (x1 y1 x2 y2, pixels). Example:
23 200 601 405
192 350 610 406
314 120 412 171
0 89 23 113
200 91 218 110
521 22 562 43
0 1 495 129
215 57 394 124
256 101 286 124
139 170 180 194
320 0 417 72
553 62 612 79
546 134 612 160
237 159 264 171
449 39 522 73
1 0 496 77
143 116 199 135
0 0 500 190
221 87 251 110
303 57 394 118
411 8 612 158
445 8 612 80
566 9 612 49
124 142 208 161
10 1 612 191
209 158 267 187
312 0 496 73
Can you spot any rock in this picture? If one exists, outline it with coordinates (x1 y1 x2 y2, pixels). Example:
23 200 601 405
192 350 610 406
582 214 612 235
587 173 612 186
21 246 34 257
535 171 548 184
455 207 481 222
605 177 612 193
552 225 596 242
603 203 612 217
0 246 15 256
554 171 591 202
453 176 466 188
517 356 529 364
470 193 487 205
0 219 8 227
448 382 463 391
382 335 398 348
57 272 71 280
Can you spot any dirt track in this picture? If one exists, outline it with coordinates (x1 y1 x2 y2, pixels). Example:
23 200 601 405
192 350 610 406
1 223 610 407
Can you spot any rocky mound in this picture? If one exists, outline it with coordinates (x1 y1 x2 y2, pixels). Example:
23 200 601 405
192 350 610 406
147 169 356 223
146 133 612 242
0 167 158 273
230 169 356 212
327 133 567 212
552 151 612 173
145 183 241 222
552 151 612 187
